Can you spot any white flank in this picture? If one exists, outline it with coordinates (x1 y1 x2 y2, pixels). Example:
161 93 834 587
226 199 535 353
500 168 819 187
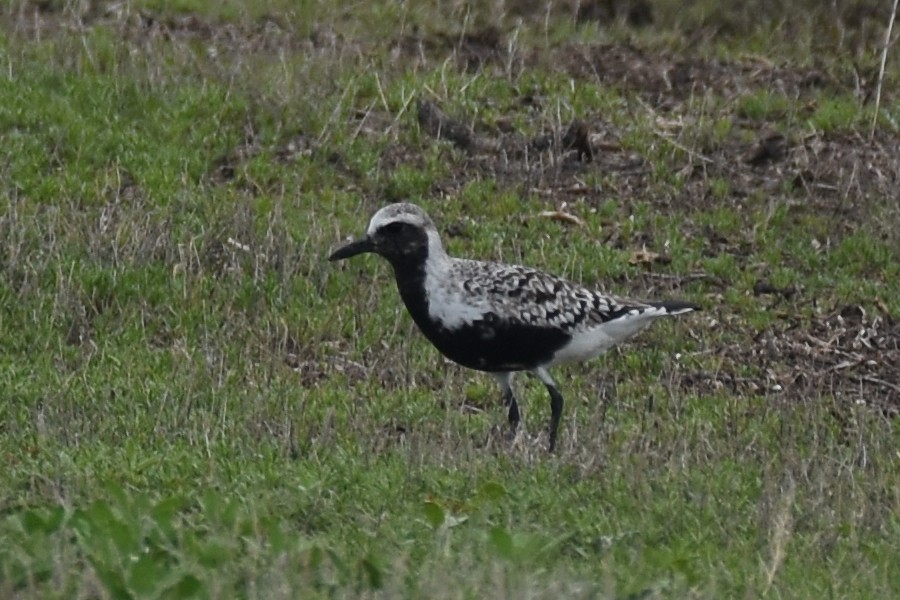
548 307 669 365
420 231 490 329
426 284 491 329
424 270 488 329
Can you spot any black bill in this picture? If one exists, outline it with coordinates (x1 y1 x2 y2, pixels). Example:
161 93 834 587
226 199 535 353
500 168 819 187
329 236 374 261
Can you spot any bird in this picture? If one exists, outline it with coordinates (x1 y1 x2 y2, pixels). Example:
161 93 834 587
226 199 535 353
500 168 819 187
329 202 699 451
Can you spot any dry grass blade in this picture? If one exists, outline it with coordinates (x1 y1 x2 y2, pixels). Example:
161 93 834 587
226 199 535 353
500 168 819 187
762 476 796 595
871 0 899 139
537 210 585 227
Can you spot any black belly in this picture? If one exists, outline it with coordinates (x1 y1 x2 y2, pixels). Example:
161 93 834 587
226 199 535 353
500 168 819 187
394 272 569 372
417 315 570 372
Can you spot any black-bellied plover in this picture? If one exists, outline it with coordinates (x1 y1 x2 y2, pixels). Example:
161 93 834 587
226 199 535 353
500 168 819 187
330 202 699 451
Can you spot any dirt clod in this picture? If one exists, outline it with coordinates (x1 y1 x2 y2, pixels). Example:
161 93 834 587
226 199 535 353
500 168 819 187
417 99 476 151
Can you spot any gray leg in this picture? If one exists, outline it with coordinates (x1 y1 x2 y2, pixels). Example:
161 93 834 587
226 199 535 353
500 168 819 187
533 367 563 452
492 372 519 430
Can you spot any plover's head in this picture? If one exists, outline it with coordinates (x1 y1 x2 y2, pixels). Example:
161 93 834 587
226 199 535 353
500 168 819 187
329 202 444 266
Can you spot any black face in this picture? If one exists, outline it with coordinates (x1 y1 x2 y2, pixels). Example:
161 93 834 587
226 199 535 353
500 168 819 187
329 221 430 267
371 221 429 261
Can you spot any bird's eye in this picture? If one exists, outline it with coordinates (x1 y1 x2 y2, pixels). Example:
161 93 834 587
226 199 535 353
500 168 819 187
381 222 406 235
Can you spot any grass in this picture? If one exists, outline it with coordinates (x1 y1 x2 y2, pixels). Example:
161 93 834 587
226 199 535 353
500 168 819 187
2 0 900 598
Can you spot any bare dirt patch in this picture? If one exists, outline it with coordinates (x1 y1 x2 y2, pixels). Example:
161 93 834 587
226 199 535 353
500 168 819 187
551 43 837 105
684 303 900 417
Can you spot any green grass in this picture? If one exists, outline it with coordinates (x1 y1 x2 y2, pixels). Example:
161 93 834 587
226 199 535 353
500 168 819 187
2 1 899 598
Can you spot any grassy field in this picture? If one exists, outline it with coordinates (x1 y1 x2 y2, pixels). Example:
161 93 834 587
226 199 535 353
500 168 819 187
1 0 899 598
